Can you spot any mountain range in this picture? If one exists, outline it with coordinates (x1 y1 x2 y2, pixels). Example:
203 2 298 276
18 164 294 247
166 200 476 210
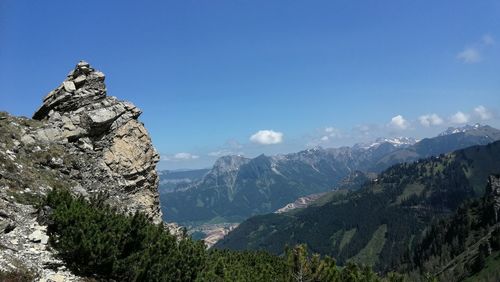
215 140 500 271
161 124 500 226
158 168 209 194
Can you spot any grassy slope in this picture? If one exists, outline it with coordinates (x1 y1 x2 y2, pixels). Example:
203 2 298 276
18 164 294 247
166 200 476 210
465 251 500 282
0 112 76 204
351 224 387 266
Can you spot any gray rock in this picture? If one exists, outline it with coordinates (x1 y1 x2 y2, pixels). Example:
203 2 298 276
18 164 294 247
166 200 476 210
28 229 49 244
31 61 162 221
0 220 15 233
77 60 90 68
62 81 76 92
48 157 63 168
41 273 66 282
35 127 61 143
73 75 86 86
20 134 36 145
85 106 122 126
0 61 163 278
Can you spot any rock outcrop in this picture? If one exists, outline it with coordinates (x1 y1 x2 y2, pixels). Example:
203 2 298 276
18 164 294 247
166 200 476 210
0 61 162 280
32 61 161 222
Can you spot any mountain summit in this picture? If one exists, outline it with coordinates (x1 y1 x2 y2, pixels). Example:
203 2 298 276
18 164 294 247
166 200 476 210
353 136 418 150
438 123 493 136
31 61 161 221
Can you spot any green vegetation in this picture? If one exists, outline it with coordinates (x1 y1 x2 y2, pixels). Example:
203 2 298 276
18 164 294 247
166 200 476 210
310 189 350 207
0 112 75 205
215 141 500 271
44 188 399 281
45 189 207 281
395 183 425 205
339 228 357 252
162 153 353 226
464 251 500 282
351 225 387 266
399 175 500 281
0 270 36 282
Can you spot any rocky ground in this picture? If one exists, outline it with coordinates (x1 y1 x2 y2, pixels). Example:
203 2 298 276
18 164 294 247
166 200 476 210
0 61 167 280
274 192 327 214
187 223 239 248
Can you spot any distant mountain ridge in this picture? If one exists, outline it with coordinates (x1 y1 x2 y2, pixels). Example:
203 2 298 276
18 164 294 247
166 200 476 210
439 123 485 136
353 136 417 150
158 168 210 193
161 124 500 225
215 140 500 271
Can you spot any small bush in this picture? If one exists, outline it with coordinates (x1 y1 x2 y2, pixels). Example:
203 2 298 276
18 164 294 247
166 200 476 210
0 269 36 282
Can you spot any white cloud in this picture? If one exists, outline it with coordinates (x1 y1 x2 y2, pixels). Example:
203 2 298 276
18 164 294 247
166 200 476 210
457 34 495 64
418 113 444 127
208 149 244 157
389 115 409 130
450 111 470 124
306 126 345 147
250 130 283 145
160 152 200 161
225 139 243 149
474 105 493 120
457 47 481 64
482 34 495 46
324 127 341 137
208 150 228 157
325 127 335 133
317 127 342 142
354 124 372 136
160 154 171 161
173 152 199 160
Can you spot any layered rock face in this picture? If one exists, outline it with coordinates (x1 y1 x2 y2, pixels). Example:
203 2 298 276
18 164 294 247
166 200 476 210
32 61 161 222
0 61 162 280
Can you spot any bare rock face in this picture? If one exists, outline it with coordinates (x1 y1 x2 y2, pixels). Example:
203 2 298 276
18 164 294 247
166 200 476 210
0 61 163 280
31 61 162 222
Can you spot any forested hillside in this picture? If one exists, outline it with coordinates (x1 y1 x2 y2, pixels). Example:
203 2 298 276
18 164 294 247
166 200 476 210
399 175 500 281
215 141 500 271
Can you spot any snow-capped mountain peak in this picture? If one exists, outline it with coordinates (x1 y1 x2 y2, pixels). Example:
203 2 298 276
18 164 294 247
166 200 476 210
354 137 417 150
438 123 483 136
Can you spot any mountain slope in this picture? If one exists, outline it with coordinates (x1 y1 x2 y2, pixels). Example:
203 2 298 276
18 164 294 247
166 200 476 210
162 125 500 225
163 151 352 224
371 124 500 171
158 168 209 193
215 141 500 270
401 175 500 281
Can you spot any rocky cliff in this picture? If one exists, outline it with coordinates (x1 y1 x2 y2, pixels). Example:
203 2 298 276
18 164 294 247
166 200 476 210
0 61 162 280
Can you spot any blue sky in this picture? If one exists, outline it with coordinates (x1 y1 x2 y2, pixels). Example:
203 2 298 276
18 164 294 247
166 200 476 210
1 1 499 169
